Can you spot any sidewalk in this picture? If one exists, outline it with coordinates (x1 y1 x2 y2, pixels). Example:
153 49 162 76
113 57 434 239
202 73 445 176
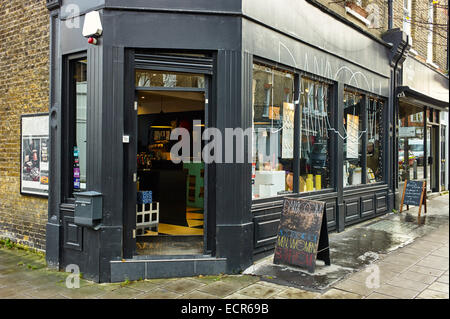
0 194 448 299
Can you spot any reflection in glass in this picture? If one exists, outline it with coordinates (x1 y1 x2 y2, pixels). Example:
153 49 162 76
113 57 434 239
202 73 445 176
366 97 384 183
252 64 294 199
343 91 363 187
299 78 331 192
135 70 205 88
74 59 87 191
398 104 424 184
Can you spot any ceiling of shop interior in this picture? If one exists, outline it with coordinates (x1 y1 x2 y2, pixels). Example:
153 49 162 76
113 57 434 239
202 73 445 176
138 91 204 115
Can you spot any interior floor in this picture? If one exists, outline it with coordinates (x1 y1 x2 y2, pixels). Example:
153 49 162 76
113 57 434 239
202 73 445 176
141 207 204 236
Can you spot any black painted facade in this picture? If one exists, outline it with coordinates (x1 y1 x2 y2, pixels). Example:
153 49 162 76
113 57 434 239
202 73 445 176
46 0 400 282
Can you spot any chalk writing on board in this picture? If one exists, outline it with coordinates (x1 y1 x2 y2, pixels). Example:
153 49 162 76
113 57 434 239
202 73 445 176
274 198 326 272
403 180 425 206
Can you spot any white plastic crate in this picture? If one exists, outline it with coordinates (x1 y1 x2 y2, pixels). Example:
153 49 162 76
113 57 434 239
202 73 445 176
136 202 159 236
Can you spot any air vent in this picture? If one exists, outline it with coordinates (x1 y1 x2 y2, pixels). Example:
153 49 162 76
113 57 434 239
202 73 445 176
46 0 61 10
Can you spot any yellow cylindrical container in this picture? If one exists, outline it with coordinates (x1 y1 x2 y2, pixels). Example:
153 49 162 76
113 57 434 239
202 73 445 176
299 176 306 192
315 175 322 191
306 176 314 191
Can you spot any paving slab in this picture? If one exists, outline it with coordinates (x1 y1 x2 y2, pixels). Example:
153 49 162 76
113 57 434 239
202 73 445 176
416 255 449 271
427 281 449 293
135 287 181 299
125 280 160 292
162 278 205 294
382 252 423 267
236 283 282 299
365 292 396 299
20 283 69 299
318 288 362 299
95 287 143 299
196 281 240 298
386 277 429 292
178 290 219 299
273 287 321 299
220 275 260 287
376 261 412 274
396 270 438 285
436 275 449 284
58 285 108 299
430 247 449 257
333 278 376 296
374 283 419 299
407 265 446 277
224 293 257 299
416 289 449 299
348 267 398 284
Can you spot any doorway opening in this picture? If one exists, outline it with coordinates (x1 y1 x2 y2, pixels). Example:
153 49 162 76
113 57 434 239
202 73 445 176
134 77 206 256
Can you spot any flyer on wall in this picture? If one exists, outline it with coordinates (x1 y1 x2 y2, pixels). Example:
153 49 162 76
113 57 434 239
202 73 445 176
21 114 49 196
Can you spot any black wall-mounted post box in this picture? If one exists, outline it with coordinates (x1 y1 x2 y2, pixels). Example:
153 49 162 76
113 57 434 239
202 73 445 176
74 191 103 227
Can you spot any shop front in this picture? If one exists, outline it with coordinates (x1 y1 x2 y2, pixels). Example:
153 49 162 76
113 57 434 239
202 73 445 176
46 0 395 282
396 55 449 204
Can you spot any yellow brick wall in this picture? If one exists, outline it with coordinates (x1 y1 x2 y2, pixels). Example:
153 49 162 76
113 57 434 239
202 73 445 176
0 0 49 251
315 0 448 72
393 0 448 71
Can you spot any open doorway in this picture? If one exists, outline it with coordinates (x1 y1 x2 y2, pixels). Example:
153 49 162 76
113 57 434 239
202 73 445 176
134 75 206 256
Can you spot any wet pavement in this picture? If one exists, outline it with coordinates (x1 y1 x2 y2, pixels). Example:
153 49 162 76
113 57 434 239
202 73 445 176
243 194 449 292
0 194 448 299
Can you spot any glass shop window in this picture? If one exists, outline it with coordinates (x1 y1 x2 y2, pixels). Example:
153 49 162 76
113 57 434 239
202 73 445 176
343 90 364 187
72 58 88 191
135 69 205 89
299 78 331 192
252 64 294 199
398 104 424 183
366 97 384 183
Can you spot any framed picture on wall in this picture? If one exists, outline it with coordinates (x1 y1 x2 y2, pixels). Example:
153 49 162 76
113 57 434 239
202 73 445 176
20 113 49 197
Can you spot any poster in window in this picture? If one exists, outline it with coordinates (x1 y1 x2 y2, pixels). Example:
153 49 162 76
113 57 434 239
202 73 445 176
346 114 359 159
21 114 49 196
282 102 295 159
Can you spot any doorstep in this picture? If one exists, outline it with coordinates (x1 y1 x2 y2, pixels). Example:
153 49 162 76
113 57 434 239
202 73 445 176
110 255 227 283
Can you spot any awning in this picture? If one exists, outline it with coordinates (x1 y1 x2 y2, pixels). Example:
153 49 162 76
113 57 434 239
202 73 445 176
397 86 449 111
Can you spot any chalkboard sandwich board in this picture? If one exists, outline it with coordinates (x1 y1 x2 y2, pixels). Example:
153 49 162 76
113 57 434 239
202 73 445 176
400 179 427 225
273 197 330 273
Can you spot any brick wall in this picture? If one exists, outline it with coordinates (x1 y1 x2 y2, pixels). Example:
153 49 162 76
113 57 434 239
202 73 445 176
0 0 49 251
315 0 448 72
314 0 388 37
433 0 448 70
393 0 448 71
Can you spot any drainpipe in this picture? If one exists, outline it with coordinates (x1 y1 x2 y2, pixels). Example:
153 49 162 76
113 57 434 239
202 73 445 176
392 35 409 209
388 0 393 30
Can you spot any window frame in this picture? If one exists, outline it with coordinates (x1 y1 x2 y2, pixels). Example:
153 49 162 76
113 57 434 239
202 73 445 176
343 85 387 189
251 58 336 201
62 52 88 201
